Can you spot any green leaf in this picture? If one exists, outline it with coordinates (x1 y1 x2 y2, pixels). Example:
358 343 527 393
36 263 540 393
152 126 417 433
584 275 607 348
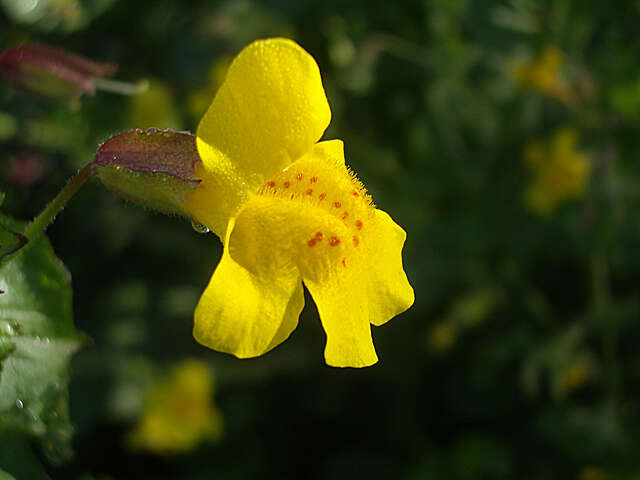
0 470 16 480
0 217 28 267
0 214 82 465
0 433 51 480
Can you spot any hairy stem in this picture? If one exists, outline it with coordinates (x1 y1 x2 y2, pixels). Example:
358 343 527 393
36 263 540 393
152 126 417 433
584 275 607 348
23 163 94 243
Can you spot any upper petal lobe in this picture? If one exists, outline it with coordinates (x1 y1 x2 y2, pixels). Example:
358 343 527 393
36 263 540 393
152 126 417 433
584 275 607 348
187 38 332 236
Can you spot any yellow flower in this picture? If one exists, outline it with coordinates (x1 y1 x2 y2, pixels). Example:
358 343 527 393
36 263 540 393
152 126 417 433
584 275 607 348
523 127 590 216
128 359 222 454
183 38 414 368
513 46 572 105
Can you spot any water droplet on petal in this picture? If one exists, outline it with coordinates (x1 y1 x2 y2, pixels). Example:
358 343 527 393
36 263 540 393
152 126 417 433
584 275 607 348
191 220 210 234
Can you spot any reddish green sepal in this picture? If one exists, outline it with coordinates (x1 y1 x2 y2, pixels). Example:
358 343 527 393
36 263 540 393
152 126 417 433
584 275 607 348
94 128 201 217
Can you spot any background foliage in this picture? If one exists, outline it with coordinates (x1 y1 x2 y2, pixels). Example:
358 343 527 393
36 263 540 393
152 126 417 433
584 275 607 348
2 0 640 478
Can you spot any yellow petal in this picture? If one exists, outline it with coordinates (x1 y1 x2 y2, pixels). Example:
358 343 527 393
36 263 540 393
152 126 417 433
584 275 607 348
198 38 331 177
230 193 378 367
221 142 412 367
305 274 378 367
186 38 331 237
366 210 415 326
183 161 241 238
193 242 305 359
229 140 375 283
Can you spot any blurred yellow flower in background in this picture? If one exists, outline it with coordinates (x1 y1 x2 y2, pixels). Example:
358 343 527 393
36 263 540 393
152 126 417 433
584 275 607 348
512 46 573 105
523 127 590 216
128 359 222 454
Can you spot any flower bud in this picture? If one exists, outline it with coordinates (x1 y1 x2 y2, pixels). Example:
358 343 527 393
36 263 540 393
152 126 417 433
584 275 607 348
0 43 118 101
93 128 201 217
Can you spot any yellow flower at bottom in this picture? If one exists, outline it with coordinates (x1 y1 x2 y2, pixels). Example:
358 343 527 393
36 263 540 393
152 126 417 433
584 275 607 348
128 359 222 454
184 38 414 368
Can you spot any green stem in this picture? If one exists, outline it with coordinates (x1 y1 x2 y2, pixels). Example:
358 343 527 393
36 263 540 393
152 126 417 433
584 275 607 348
93 78 149 96
23 163 94 243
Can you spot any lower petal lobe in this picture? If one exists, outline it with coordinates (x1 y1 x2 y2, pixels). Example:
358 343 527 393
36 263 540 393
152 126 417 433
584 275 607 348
305 274 378 367
366 210 415 326
189 39 332 236
193 248 304 358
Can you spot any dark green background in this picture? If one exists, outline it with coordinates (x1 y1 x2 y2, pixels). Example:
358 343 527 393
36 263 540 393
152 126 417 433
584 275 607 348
2 0 640 478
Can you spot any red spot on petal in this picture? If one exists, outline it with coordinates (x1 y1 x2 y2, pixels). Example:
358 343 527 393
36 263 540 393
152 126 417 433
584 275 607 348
267 181 275 188
310 176 318 183
306 188 313 195
353 236 359 247
342 211 349 220
333 201 341 208
329 236 340 246
342 258 347 267
308 239 317 247
283 181 290 188
352 191 360 197
315 232 323 240
319 193 326 201
355 220 363 230
296 173 303 181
